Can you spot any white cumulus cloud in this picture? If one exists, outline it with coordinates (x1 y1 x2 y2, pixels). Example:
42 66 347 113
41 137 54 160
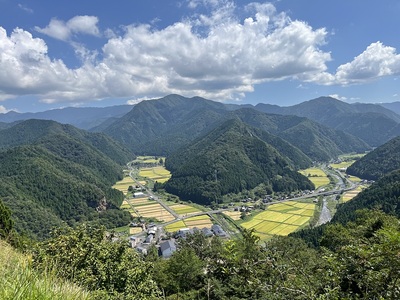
35 15 100 41
1 1 400 105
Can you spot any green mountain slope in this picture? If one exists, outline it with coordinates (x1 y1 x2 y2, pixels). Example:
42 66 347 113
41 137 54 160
0 120 133 239
231 108 370 161
346 136 400 180
104 94 228 155
165 119 314 205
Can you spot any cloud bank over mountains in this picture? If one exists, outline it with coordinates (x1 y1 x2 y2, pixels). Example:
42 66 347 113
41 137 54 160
0 1 399 105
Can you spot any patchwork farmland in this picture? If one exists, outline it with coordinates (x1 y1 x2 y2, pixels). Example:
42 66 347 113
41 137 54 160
240 201 316 241
125 197 175 222
139 166 171 183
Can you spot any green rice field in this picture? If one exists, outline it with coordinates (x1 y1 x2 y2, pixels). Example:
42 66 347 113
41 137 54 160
169 204 201 215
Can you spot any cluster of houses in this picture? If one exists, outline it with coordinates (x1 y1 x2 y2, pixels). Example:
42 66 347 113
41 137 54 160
129 223 228 259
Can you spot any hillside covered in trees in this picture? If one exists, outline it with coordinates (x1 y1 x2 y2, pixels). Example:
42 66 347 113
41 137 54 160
346 136 400 180
165 119 314 205
0 120 133 239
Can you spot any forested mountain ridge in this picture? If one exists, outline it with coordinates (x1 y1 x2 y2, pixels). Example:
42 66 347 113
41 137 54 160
165 118 314 205
231 108 370 161
255 96 400 147
0 120 133 239
103 94 228 155
0 119 133 164
102 94 370 161
346 136 400 180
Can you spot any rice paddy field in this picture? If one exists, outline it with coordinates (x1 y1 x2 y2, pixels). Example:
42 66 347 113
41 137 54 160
223 211 242 221
341 186 364 203
240 201 316 241
169 204 201 215
299 168 330 188
112 176 136 195
139 166 171 183
165 215 213 232
330 161 355 169
347 175 362 183
125 197 175 222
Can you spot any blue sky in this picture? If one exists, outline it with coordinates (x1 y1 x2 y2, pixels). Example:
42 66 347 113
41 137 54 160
0 0 400 112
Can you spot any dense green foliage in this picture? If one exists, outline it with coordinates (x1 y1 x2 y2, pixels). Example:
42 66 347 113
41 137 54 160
347 136 400 180
165 119 314 205
34 224 161 299
152 210 400 299
0 120 133 240
256 96 400 147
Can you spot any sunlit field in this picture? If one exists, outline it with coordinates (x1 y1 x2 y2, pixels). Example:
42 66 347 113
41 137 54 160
139 166 171 183
300 168 330 188
165 215 213 232
240 201 316 241
112 176 136 194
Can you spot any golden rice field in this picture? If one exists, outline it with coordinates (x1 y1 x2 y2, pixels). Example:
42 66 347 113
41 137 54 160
139 166 171 183
165 215 213 232
240 201 316 241
125 197 175 222
299 168 330 188
169 204 201 215
223 210 242 221
342 186 364 203
112 176 136 195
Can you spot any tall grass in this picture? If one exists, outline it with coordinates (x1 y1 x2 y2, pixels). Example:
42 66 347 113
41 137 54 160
0 240 91 300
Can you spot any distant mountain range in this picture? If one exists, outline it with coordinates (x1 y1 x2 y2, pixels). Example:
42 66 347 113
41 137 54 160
379 101 400 115
0 105 132 130
255 96 400 147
